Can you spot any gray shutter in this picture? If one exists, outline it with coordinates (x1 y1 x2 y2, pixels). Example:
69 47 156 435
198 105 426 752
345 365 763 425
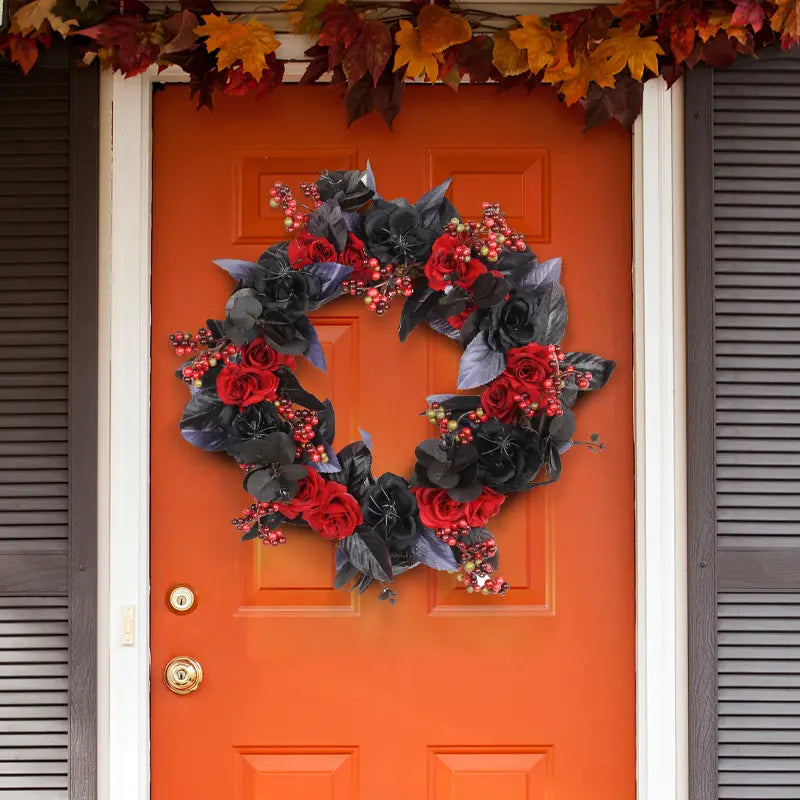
687 47 800 800
0 46 98 799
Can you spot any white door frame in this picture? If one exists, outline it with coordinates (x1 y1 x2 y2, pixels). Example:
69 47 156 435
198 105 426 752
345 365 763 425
96 61 688 800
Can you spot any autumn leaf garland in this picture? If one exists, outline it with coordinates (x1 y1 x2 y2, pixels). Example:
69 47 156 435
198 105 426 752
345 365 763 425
1 0 798 129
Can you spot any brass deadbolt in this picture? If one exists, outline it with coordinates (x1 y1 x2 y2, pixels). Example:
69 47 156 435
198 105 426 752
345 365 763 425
167 584 196 613
164 656 203 695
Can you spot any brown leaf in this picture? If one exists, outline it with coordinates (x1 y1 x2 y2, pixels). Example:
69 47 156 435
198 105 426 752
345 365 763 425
161 10 199 56
417 5 471 54
342 20 392 87
492 30 529 77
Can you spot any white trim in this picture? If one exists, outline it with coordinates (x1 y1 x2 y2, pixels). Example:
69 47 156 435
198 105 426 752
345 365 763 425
99 61 688 800
633 76 688 800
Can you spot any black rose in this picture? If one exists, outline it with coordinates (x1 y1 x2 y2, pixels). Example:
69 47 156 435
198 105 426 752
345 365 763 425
253 259 322 319
220 402 288 458
236 433 308 503
362 472 421 551
411 438 481 503
480 288 541 352
317 169 374 211
363 200 437 265
474 418 543 493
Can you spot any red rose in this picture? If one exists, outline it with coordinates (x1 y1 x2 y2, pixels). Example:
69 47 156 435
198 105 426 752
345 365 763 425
241 336 296 372
288 231 337 269
412 487 467 529
338 232 367 270
276 467 325 519
304 481 363 540
480 376 519 423
464 487 505 527
447 303 475 330
503 343 554 397
216 364 279 408
424 234 487 291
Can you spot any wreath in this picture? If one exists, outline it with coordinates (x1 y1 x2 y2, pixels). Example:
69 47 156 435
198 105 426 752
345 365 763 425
170 166 614 602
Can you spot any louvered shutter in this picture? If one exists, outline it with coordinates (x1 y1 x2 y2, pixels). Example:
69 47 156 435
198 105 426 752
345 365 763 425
687 47 800 800
0 46 98 799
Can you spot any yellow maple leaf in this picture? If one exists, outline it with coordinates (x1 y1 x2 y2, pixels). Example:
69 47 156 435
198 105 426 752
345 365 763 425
393 19 440 81
12 0 78 37
195 14 280 78
771 0 800 41
492 30 529 77
593 24 663 81
509 14 566 75
697 11 749 45
542 47 618 105
417 5 471 54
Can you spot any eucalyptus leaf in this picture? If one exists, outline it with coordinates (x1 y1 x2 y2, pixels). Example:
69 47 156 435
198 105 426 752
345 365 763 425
179 390 224 430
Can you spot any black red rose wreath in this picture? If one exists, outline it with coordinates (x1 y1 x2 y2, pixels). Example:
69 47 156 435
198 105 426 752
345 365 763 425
170 166 614 601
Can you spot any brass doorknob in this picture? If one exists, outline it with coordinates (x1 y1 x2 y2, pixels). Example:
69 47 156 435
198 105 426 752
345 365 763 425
164 656 203 695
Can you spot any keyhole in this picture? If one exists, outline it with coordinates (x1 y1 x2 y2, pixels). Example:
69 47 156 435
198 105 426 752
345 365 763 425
176 595 186 606
176 668 187 682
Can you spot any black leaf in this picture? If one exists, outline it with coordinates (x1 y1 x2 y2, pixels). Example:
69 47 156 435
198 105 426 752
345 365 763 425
399 286 439 342
562 352 616 390
340 528 393 583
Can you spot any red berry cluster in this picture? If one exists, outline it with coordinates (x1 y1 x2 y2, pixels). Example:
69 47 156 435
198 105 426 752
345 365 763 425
170 329 238 388
299 181 322 208
231 501 286 546
282 407 329 464
268 181 310 232
453 537 509 596
441 202 526 264
424 401 486 444
168 328 212 357
532 344 594 419
342 260 415 317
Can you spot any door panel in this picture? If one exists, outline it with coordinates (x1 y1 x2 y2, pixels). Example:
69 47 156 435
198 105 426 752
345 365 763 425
150 84 633 799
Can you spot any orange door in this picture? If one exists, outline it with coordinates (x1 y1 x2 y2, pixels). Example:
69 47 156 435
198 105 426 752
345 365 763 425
150 84 633 800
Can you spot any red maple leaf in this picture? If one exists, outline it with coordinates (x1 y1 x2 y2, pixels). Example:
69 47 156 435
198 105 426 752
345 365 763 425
731 0 767 31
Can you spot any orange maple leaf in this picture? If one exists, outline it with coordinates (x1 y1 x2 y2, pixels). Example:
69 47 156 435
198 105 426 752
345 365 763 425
393 19 440 81
509 13 566 74
697 11 749 45
770 0 800 45
6 34 40 74
417 5 471 54
492 30 530 77
195 14 280 78
593 24 663 81
543 47 618 105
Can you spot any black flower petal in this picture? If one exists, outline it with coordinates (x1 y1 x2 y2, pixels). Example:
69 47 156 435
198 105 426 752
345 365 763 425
474 418 543 493
411 438 481 502
362 472 421 550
